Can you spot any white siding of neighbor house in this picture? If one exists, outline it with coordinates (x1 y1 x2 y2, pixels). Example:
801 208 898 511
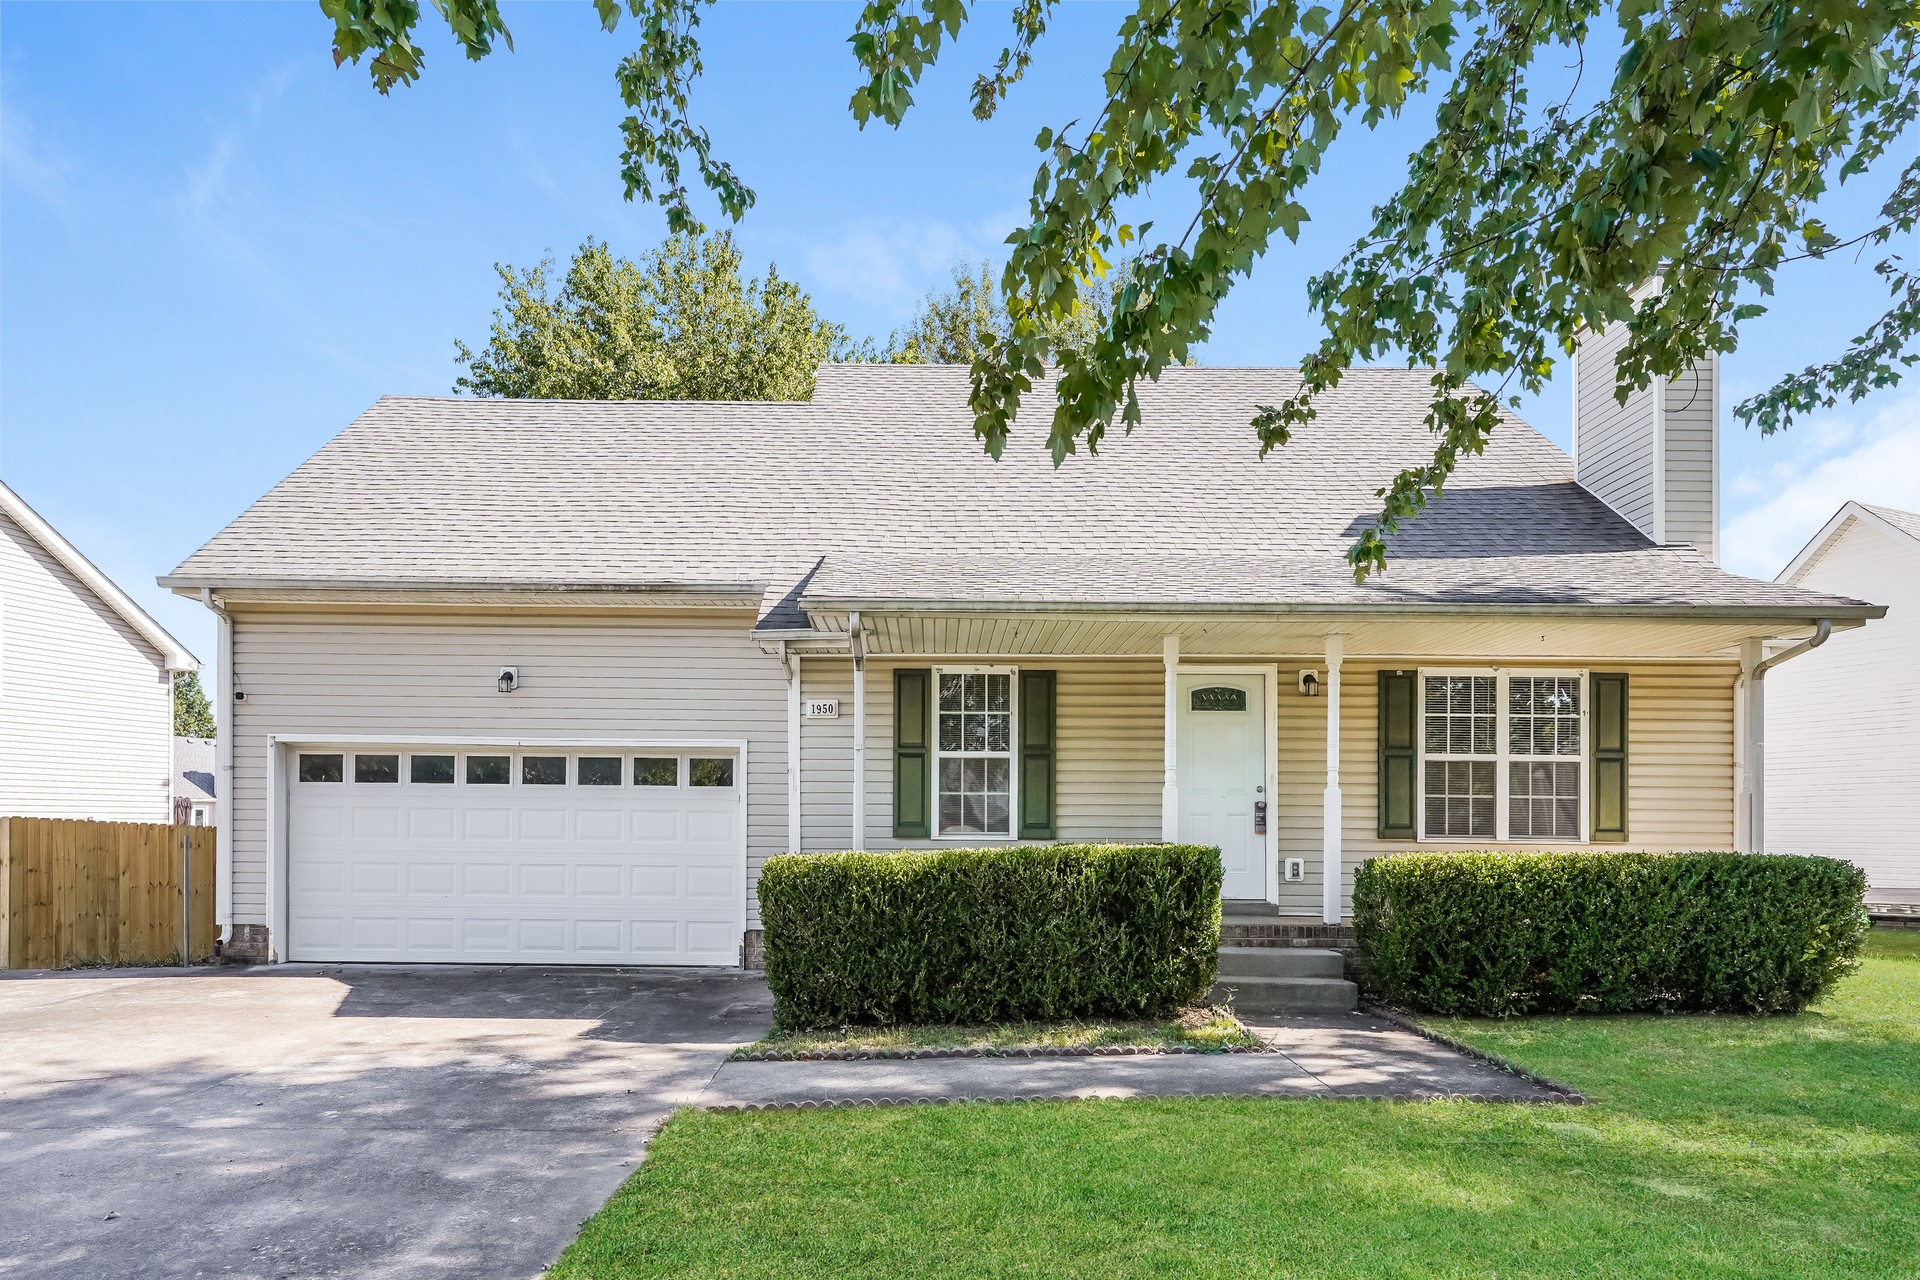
225 610 788 930
1767 520 1920 890
803 656 1736 915
0 506 173 821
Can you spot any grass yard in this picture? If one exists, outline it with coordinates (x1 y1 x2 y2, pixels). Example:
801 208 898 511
552 929 1920 1279
736 1006 1259 1056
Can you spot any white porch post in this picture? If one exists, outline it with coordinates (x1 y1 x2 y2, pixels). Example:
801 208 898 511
1734 638 1760 853
1322 634 1345 924
784 643 802 854
850 613 866 851
1161 634 1180 842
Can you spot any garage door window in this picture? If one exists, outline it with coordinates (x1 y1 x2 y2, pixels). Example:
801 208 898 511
411 754 455 784
634 757 678 786
690 757 735 787
522 756 566 785
298 753 343 783
466 755 511 785
578 756 622 786
355 754 400 784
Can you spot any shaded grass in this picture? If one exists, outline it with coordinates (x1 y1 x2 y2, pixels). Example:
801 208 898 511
552 929 1919 1279
735 1006 1260 1057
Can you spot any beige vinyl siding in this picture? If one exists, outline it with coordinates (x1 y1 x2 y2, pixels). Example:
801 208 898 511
1662 360 1718 558
0 507 172 821
1573 322 1660 539
1767 521 1920 889
813 655 1735 915
226 610 788 929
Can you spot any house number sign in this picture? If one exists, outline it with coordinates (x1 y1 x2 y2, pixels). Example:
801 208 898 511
806 699 840 719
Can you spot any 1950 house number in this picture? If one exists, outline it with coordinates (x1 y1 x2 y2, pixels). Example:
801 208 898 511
805 699 840 719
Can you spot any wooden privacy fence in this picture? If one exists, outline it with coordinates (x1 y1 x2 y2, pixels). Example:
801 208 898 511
0 818 217 969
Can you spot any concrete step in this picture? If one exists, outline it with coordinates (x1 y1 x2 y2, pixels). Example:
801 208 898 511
1216 946 1345 979
1209 975 1359 1016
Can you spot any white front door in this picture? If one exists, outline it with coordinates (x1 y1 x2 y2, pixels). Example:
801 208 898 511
1178 674 1268 899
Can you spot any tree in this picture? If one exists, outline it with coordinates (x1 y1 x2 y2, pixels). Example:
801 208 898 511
173 672 216 739
326 0 1919 576
454 233 850 401
879 258 1152 364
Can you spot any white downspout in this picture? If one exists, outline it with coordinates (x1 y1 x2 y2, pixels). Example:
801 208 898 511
784 642 802 854
201 588 234 943
850 613 866 852
1322 634 1345 925
1161 634 1180 842
1744 618 1832 853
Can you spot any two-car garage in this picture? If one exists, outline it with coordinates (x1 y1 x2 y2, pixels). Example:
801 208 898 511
283 743 745 966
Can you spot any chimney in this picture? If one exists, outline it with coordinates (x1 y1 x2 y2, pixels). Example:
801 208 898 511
1571 294 1719 562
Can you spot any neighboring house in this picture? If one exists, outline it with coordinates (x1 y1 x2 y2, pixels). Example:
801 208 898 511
161 347 1882 966
175 735 218 827
1 481 198 822
1766 501 1919 902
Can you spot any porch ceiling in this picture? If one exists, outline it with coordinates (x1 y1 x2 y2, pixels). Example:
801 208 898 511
800 611 1845 661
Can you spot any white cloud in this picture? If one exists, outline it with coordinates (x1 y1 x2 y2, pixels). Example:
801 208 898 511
1721 386 1920 578
180 62 299 215
798 211 1022 318
0 91 75 210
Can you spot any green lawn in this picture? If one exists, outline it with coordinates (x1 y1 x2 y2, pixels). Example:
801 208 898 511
552 929 1920 1279
736 1006 1259 1057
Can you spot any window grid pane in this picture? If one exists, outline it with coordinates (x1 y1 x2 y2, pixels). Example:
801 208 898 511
1509 676 1582 757
1424 759 1495 838
1509 760 1582 838
1423 676 1496 758
935 670 1014 836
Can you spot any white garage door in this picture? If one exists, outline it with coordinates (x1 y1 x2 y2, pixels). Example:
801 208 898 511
286 745 744 965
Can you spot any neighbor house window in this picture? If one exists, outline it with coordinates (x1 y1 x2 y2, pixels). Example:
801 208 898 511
934 667 1014 837
1420 670 1586 842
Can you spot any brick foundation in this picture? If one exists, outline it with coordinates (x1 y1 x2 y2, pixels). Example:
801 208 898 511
222 923 271 964
742 929 765 970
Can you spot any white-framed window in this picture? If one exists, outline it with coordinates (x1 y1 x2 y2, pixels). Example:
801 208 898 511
1418 669 1587 843
933 666 1016 837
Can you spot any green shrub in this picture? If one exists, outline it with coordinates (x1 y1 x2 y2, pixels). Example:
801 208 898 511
1353 851 1868 1016
758 843 1222 1028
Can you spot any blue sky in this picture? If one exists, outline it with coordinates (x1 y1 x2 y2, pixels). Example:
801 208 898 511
4 1 1917 684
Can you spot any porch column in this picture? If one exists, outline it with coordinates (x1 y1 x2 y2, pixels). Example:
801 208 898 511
851 613 866 851
1322 634 1345 924
1161 634 1180 842
1733 638 1761 853
784 643 802 854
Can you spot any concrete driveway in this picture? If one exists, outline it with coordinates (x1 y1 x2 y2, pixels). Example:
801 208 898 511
0 964 772 1280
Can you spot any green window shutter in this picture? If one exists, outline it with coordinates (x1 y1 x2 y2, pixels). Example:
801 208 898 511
893 668 932 839
1018 670 1057 840
1590 673 1629 842
1377 670 1416 840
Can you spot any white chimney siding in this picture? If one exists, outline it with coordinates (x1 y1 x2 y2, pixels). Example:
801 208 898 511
1571 309 1720 563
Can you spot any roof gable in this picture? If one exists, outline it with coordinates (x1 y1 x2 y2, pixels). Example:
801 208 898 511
1777 501 1920 586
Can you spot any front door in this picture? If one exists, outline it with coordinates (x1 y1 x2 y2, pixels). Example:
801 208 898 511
1177 674 1267 899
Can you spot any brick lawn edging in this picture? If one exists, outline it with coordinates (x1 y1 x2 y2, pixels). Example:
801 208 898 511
702 1090 1579 1113
1361 1005 1587 1104
732 1042 1269 1063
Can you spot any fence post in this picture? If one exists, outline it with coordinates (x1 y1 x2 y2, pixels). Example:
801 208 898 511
180 827 190 966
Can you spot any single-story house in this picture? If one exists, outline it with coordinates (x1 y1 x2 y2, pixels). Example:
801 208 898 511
175 735 219 827
2 480 198 823
1765 501 1918 905
161 346 1882 965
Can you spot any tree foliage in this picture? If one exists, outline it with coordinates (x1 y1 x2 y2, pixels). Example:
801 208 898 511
173 671 216 739
877 258 1149 364
326 0 1920 576
453 233 849 401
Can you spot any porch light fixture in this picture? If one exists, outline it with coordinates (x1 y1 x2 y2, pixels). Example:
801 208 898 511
1298 669 1322 697
497 667 520 694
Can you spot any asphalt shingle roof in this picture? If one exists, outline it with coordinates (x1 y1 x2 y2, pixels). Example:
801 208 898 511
168 365 1872 624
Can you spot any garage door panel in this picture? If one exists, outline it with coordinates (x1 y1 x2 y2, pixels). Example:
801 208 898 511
288 746 744 964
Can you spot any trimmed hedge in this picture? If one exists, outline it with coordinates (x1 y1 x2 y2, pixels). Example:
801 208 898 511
1354 851 1868 1016
758 843 1222 1028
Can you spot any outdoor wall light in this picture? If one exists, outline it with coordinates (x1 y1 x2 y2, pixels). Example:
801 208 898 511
1298 669 1322 697
497 667 520 694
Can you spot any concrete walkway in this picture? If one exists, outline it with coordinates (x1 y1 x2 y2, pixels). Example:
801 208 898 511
700 1011 1569 1108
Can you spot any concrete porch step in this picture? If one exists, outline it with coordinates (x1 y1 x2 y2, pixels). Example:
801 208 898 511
1216 946 1345 979
1209 975 1359 1016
